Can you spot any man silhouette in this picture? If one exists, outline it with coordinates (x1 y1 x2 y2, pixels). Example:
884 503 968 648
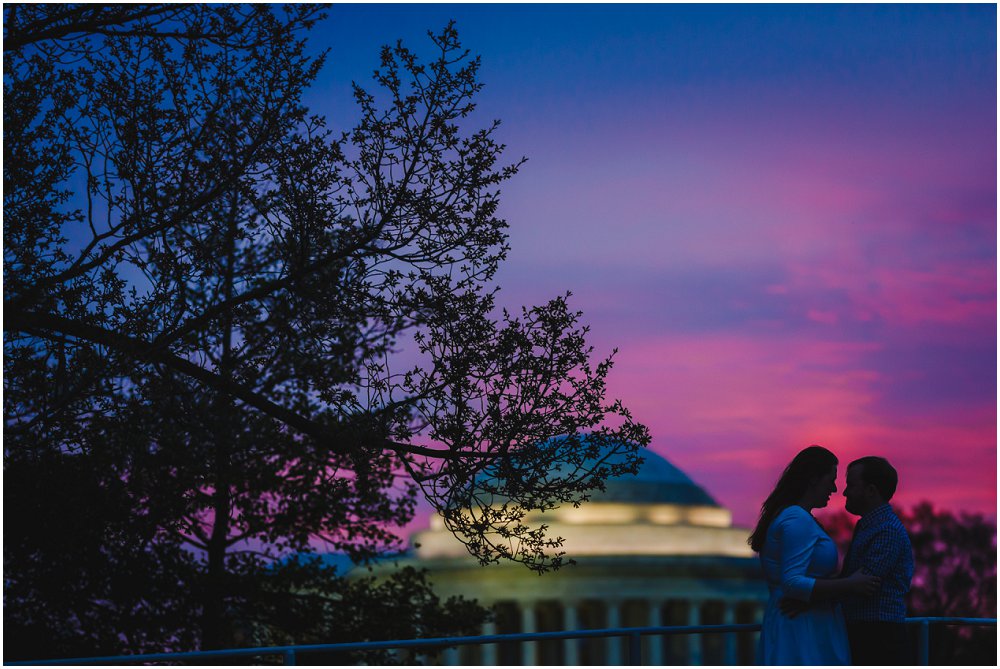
840 456 915 665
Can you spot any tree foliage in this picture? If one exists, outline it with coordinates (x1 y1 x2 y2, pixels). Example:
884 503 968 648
4 3 649 657
4 451 487 662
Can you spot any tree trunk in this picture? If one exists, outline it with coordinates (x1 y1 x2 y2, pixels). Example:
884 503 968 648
201 186 241 651
203 450 232 649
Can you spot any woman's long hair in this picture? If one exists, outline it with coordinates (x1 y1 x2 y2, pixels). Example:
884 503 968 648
748 445 838 552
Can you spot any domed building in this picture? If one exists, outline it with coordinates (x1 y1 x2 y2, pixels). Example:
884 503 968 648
399 448 769 665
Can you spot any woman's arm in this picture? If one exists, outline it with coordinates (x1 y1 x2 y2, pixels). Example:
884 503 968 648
775 508 823 602
809 570 880 602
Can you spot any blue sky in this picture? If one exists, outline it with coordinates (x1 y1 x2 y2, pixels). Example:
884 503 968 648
306 4 996 526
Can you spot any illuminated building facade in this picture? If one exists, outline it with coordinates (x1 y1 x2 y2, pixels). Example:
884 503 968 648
401 450 769 665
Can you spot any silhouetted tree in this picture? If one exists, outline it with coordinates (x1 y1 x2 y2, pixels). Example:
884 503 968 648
4 4 648 658
4 449 488 663
4 451 200 659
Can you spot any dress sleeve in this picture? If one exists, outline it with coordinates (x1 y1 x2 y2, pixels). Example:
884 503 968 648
775 508 819 601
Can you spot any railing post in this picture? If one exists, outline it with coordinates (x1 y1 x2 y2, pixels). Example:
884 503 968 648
627 632 642 666
283 649 296 665
916 620 930 665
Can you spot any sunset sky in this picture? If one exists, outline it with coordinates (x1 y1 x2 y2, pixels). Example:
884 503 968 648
312 4 996 528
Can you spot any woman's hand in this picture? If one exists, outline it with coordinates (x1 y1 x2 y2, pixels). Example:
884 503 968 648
843 569 881 596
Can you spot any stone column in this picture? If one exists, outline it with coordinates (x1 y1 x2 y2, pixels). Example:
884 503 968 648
521 601 537 666
606 599 622 664
481 620 498 665
442 646 460 666
753 603 764 665
723 601 737 666
648 601 664 666
687 600 703 666
564 602 580 666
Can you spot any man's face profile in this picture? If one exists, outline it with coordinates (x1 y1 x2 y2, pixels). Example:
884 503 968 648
843 464 869 516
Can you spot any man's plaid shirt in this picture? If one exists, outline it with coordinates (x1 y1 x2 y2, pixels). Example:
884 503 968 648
840 503 914 622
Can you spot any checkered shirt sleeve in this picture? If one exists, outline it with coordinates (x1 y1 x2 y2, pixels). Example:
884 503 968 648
841 504 915 622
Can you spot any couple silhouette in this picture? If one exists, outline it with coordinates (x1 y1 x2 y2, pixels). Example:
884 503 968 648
750 446 915 665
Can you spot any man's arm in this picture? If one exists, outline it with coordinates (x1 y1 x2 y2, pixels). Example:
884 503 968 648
779 598 809 618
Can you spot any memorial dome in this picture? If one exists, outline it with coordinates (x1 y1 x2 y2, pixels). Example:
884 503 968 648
415 438 750 558
381 437 767 668
588 448 720 507
465 437 720 509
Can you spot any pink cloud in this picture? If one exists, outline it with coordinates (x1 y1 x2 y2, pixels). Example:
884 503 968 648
610 333 884 433
783 257 996 332
598 331 995 526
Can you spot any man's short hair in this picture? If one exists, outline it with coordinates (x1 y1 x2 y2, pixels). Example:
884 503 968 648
849 456 898 501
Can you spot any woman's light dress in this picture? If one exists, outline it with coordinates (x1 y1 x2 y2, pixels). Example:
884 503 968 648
757 505 851 665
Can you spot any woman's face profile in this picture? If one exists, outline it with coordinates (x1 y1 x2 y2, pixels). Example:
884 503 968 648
807 464 838 509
